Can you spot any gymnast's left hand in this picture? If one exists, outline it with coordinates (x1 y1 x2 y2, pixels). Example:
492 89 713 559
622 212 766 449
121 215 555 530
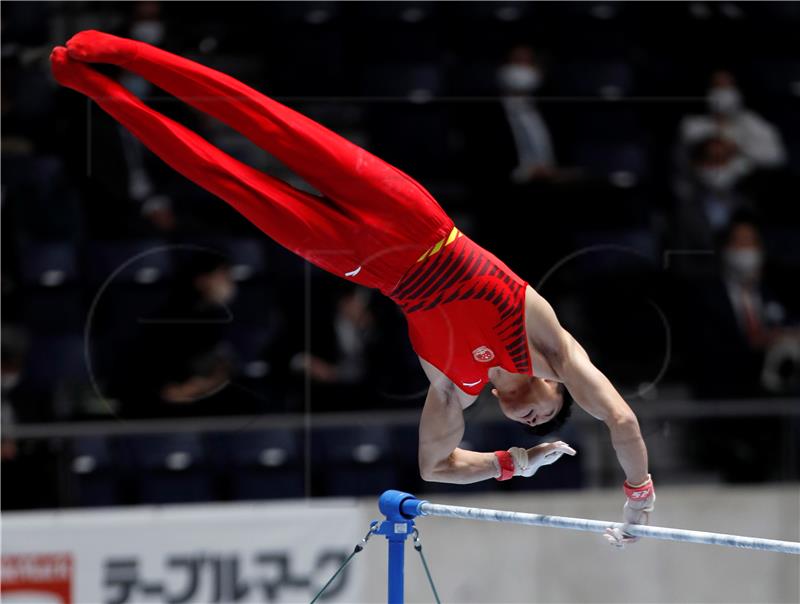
604 474 656 548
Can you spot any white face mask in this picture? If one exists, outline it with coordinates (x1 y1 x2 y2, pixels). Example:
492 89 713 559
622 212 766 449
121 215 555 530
708 87 742 115
698 165 740 191
724 248 763 281
130 20 165 45
498 64 541 94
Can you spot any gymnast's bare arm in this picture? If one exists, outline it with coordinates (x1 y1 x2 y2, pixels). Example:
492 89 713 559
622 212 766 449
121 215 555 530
524 285 650 485
416 360 501 484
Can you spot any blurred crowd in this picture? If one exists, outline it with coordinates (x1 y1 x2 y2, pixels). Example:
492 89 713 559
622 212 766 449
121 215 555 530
2 2 800 505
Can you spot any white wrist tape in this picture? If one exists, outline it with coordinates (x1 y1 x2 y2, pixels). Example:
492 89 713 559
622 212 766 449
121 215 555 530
508 447 530 477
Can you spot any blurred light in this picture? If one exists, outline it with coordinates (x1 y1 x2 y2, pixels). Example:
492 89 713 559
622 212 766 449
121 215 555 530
401 7 426 23
610 171 637 188
408 89 433 104
198 37 218 54
165 451 192 470
591 4 617 19
599 85 623 99
689 3 712 19
245 360 270 378
231 264 253 281
790 81 800 97
495 6 521 21
305 9 330 25
259 447 288 467
134 266 160 284
720 3 744 19
40 270 65 287
71 455 97 474
353 443 381 463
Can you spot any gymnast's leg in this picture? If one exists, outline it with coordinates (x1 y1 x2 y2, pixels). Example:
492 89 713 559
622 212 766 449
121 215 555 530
62 29 448 232
49 46 362 278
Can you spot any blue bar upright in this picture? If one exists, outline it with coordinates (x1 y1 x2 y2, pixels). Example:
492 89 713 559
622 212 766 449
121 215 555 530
376 490 428 603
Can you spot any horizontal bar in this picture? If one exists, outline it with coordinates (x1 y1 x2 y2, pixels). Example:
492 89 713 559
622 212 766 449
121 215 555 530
418 502 800 555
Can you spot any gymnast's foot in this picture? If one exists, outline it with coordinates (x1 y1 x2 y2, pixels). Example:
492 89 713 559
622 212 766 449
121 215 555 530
65 29 139 66
50 46 116 97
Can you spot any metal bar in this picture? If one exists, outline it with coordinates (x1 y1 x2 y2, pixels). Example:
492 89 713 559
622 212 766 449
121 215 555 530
418 502 800 555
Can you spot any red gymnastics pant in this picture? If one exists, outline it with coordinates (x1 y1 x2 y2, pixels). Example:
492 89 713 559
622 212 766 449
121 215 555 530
50 31 454 295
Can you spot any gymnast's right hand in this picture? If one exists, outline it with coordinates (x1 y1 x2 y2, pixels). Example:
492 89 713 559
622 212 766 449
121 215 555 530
508 442 576 478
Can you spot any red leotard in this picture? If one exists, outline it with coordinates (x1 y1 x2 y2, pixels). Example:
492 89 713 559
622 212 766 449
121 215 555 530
390 228 531 395
51 32 533 394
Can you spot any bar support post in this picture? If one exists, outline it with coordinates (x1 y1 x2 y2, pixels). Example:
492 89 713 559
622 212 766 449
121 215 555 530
375 490 428 603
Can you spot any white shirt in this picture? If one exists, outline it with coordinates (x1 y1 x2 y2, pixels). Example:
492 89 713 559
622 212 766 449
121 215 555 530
502 97 555 175
680 110 787 169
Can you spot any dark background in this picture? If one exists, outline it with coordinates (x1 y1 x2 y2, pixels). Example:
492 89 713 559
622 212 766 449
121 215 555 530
2 1 799 509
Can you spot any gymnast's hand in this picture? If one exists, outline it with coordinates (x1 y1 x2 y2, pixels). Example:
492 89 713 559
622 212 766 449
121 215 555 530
508 442 576 478
605 474 656 548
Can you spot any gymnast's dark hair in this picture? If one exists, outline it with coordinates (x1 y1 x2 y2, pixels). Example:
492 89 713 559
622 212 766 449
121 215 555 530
525 383 573 437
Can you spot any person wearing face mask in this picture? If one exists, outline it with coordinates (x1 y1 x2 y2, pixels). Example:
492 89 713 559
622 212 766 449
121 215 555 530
684 215 798 481
497 45 557 184
669 135 758 269
679 70 786 174
684 214 798 398
464 44 560 189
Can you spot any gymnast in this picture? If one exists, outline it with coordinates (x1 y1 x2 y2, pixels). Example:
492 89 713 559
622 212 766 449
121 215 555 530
51 30 654 546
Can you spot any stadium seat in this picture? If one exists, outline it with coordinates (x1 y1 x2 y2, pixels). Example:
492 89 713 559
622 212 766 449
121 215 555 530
565 106 644 142
556 60 635 98
360 63 443 98
352 1 436 22
17 241 84 332
258 1 340 24
23 333 88 389
313 426 398 496
208 430 305 500
572 140 650 183
83 240 174 336
18 241 78 286
443 1 538 21
119 434 214 504
69 436 119 507
85 239 173 286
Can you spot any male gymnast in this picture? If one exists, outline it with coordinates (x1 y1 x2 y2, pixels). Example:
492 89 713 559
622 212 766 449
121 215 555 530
50 31 654 546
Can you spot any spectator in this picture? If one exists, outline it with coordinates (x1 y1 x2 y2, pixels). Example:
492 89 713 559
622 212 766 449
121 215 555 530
119 1 178 233
496 45 558 184
465 44 568 188
685 214 798 398
113 254 242 417
287 285 377 411
671 136 756 260
679 70 786 177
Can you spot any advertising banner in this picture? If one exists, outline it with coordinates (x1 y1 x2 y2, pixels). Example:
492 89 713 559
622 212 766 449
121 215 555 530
2 501 365 604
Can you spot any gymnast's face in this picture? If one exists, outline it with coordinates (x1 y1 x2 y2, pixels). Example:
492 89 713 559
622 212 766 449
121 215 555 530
492 376 563 427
